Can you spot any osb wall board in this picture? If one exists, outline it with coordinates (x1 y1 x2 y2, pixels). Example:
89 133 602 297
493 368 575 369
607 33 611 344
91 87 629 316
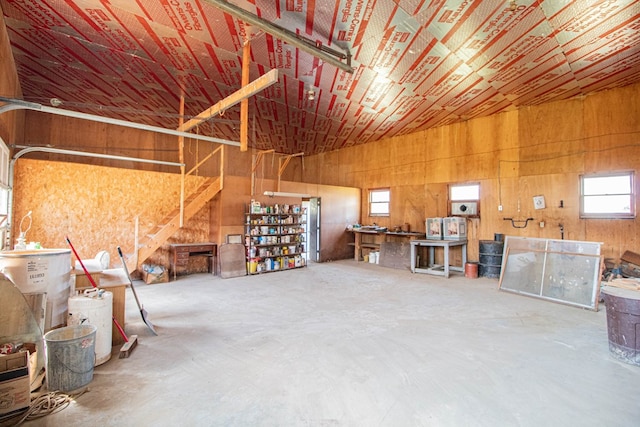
12 158 210 270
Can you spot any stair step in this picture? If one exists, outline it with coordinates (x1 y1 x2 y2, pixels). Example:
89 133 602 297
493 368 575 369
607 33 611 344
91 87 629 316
129 177 222 270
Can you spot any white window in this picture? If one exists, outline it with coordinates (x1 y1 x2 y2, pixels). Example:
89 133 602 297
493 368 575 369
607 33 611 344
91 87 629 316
369 188 390 216
450 183 480 201
580 172 635 219
449 183 480 216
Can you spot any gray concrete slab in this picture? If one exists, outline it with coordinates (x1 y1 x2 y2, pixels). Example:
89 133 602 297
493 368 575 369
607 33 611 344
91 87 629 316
20 260 640 426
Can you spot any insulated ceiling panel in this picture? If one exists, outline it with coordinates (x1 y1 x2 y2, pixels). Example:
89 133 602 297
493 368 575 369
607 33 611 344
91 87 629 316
1 0 639 155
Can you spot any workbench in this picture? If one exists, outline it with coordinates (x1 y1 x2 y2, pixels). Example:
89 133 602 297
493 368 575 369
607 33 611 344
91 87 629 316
410 239 468 278
74 268 128 346
169 243 217 280
349 229 425 261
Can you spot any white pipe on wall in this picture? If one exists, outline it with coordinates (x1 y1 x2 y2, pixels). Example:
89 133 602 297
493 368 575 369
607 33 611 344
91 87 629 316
0 97 241 147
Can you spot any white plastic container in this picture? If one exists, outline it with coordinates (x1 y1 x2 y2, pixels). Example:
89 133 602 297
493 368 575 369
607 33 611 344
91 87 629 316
68 289 113 366
0 249 72 331
443 217 467 240
369 251 377 264
426 218 444 240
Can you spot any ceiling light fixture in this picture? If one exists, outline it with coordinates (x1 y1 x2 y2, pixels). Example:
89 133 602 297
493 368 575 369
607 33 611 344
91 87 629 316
264 191 311 198
205 0 353 73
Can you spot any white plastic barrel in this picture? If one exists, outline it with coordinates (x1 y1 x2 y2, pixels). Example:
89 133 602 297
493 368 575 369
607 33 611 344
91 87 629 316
68 289 113 365
0 249 72 331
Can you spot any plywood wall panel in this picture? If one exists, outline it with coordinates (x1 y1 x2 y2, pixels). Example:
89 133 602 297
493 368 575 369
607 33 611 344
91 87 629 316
280 181 360 261
584 141 640 172
424 183 449 219
517 99 586 176
23 111 183 173
584 83 640 139
0 14 24 146
303 83 640 262
519 99 584 147
389 185 426 232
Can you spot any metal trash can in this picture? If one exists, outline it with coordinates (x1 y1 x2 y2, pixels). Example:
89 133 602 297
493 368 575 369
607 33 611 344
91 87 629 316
601 286 640 366
44 324 97 392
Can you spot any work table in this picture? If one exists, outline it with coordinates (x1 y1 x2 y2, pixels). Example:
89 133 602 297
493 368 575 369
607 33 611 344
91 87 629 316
348 229 425 261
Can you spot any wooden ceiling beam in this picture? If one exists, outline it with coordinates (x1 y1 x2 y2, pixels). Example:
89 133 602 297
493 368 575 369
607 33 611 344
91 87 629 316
177 68 278 133
240 41 251 151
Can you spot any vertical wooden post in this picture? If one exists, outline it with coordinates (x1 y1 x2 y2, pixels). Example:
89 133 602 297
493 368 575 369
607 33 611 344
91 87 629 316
240 41 250 151
179 95 186 227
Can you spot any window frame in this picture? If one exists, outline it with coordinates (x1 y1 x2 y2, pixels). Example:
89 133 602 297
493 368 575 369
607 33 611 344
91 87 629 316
368 188 390 217
449 182 480 217
580 171 635 219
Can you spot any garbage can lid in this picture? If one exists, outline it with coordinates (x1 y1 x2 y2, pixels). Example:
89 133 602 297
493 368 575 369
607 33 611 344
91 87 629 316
601 285 640 300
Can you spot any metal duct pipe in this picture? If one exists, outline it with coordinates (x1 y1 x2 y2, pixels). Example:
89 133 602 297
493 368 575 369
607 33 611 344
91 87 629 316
12 145 184 167
0 97 241 147
203 0 354 74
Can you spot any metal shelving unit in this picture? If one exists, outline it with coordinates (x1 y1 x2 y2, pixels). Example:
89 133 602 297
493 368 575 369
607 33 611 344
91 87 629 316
245 203 306 274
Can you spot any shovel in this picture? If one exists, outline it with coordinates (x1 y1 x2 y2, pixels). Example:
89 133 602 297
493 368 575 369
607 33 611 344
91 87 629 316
117 246 158 336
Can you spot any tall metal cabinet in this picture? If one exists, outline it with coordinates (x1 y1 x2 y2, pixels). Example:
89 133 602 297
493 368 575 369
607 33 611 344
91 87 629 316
245 201 306 274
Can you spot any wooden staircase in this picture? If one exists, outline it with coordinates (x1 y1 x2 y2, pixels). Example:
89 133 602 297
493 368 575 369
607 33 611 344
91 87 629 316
123 176 222 273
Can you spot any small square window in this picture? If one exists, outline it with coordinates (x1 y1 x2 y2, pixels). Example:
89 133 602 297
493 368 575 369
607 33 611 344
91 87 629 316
369 188 390 217
449 183 480 216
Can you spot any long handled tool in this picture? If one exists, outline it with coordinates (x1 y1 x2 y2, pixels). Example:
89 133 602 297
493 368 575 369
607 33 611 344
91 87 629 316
117 246 157 335
66 237 138 358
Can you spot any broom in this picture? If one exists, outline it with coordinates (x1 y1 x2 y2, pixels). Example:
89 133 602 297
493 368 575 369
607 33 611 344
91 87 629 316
66 237 138 358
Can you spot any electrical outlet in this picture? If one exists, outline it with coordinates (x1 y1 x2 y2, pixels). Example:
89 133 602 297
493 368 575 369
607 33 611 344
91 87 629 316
498 205 503 212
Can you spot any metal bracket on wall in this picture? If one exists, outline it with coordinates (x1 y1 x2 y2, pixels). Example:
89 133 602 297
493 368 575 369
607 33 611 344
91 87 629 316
504 217 534 228
278 152 304 191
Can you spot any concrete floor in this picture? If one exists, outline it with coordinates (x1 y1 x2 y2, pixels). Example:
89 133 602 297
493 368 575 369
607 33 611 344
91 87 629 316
21 260 640 426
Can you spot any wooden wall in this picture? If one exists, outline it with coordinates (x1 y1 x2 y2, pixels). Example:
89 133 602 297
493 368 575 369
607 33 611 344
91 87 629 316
0 14 24 147
210 175 360 262
296 83 640 263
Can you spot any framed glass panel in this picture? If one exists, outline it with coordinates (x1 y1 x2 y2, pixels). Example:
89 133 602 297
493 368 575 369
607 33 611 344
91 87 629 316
499 236 602 310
